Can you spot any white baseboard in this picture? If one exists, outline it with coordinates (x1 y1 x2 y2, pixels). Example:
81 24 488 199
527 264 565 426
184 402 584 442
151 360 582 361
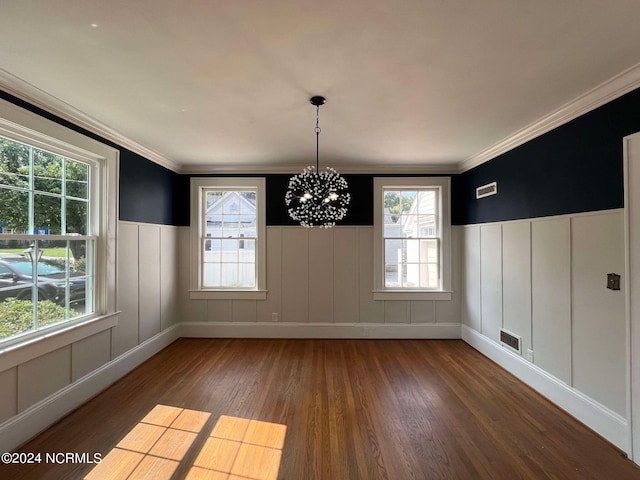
462 325 629 453
0 324 181 453
181 321 462 339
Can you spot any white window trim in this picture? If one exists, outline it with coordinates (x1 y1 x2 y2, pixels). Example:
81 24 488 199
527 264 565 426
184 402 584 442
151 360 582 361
0 97 119 359
189 177 267 300
373 177 452 301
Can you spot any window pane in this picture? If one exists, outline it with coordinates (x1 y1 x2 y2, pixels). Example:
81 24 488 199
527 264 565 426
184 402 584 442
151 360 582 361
241 239 256 252
221 239 238 262
384 263 399 288
401 191 415 213
222 220 240 238
239 191 256 213
383 191 402 224
66 198 87 235
65 160 89 200
0 137 30 189
404 239 420 263
420 263 439 289
419 239 439 263
239 263 256 287
0 187 29 232
68 239 89 315
384 239 403 267
220 263 238 286
415 190 436 215
34 193 62 235
203 263 221 288
33 149 63 194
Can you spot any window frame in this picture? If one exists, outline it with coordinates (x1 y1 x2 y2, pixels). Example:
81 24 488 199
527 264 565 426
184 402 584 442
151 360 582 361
190 177 266 300
0 98 118 356
373 177 452 301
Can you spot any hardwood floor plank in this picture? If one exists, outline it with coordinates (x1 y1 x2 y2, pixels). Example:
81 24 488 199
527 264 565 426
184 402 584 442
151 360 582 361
1 339 639 480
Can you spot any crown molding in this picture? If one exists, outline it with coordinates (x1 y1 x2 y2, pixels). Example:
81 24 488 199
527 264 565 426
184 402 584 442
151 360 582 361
460 62 640 173
181 161 458 175
0 68 181 173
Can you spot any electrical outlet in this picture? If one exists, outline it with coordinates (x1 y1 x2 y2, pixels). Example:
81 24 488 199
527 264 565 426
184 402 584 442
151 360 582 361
363 327 370 337
526 349 534 362
272 313 279 322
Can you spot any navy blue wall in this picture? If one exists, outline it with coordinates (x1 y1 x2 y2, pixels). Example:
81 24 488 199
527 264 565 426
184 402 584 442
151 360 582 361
6 84 640 228
455 87 640 225
0 90 186 226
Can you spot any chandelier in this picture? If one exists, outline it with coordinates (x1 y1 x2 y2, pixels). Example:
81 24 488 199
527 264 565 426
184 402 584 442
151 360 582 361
285 96 351 228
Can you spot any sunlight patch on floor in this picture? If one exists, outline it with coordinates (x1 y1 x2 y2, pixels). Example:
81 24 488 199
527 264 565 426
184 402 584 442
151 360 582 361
84 405 286 480
189 415 286 480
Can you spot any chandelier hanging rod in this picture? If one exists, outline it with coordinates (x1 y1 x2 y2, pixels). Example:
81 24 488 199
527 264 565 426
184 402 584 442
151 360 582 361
310 95 325 172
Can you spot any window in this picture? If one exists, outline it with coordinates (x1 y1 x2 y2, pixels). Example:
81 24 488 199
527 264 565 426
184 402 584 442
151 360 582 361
0 99 117 348
373 177 451 300
190 178 266 300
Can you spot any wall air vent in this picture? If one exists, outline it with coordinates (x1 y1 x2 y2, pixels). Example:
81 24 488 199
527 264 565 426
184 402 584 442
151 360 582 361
476 181 497 199
500 329 521 354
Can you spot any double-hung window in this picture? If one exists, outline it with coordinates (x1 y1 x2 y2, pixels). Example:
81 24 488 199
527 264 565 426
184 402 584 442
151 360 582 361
373 177 451 300
0 99 117 347
190 177 266 300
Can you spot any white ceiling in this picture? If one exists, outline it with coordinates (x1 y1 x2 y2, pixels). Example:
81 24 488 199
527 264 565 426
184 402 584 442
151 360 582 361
1 0 640 173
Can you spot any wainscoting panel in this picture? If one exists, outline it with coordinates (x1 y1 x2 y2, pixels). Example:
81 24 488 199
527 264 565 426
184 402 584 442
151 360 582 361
160 226 179 330
358 228 384 324
17 346 70 413
112 222 140 357
309 228 334 324
256 227 283 323
71 330 111 382
181 226 461 335
0 367 17 423
480 224 503 342
281 228 309 323
138 225 162 343
233 300 257 323
435 226 462 324
410 301 435 323
531 217 572 385
460 209 626 449
571 212 626 416
502 221 532 354
463 225 481 331
333 228 360 324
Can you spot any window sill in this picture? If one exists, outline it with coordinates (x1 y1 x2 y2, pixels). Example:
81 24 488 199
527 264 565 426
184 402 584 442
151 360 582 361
189 289 268 300
0 311 120 372
372 290 452 301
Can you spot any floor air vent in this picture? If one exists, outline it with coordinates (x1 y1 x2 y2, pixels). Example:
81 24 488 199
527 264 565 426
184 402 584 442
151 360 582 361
500 329 521 354
476 181 497 199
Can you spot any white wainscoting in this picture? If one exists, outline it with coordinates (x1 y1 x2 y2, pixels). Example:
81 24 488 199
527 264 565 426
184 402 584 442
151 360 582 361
179 226 463 338
461 209 627 451
0 221 180 452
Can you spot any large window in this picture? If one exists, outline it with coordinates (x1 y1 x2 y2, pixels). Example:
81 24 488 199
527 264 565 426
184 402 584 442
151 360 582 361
190 178 266 300
373 177 451 300
0 99 117 349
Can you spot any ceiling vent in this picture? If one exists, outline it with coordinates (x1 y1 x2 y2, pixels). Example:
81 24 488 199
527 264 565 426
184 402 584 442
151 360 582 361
500 329 521 354
476 181 497 199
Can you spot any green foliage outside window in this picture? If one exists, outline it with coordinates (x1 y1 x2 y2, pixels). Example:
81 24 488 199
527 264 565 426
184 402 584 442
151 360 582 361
0 298 76 339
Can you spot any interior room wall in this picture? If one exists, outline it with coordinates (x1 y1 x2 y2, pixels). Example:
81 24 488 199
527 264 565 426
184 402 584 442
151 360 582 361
458 86 640 452
0 91 183 452
179 225 462 337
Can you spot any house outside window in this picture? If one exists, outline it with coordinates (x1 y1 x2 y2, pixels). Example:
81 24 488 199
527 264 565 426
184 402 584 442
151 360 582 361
373 177 452 301
190 177 266 300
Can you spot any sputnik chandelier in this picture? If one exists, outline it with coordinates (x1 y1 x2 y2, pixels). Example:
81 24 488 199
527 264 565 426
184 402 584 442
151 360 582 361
285 96 351 228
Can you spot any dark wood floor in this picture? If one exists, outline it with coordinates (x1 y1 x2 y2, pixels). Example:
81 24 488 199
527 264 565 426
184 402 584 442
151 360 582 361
2 339 640 479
